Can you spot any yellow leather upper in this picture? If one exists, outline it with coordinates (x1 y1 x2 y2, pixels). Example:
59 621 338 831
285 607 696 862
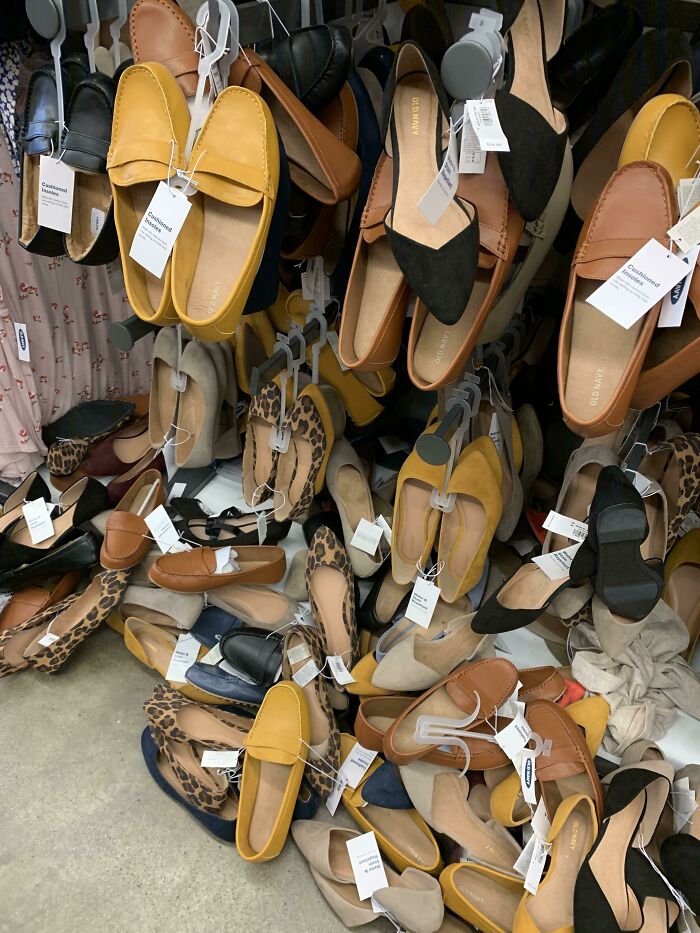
245 680 308 764
619 94 700 186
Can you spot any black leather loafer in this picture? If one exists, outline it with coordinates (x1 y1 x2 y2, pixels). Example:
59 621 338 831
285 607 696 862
0 530 101 592
256 24 352 114
219 627 283 687
62 71 119 265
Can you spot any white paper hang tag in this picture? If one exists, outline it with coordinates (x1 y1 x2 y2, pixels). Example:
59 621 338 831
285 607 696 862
519 749 538 805
531 798 552 837
38 631 60 647
38 155 75 233
257 511 267 545
346 831 389 901
672 778 697 833
106 258 125 295
214 546 237 574
326 773 348 816
669 205 700 252
586 239 691 329
374 515 392 545
327 655 356 685
459 106 487 174
14 322 30 362
0 592 12 614
542 510 588 542
162 437 178 481
378 436 410 455
165 632 200 682
339 742 378 789
22 498 55 545
166 481 188 504
200 643 223 665
488 412 504 456
678 178 700 217
524 836 550 894
679 511 700 537
418 121 459 225
350 517 384 556
406 575 441 629
144 504 181 554
129 181 192 279
496 681 522 719
659 245 700 327
326 331 350 372
287 643 311 666
292 658 321 688
201 749 241 769
532 542 582 581
465 99 510 152
513 831 537 877
494 706 532 760
91 207 105 235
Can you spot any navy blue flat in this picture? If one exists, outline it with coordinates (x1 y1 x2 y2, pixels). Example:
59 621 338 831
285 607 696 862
362 762 413 809
190 606 242 649
185 661 267 707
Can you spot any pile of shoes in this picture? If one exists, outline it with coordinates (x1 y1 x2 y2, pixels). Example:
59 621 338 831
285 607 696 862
5 0 700 930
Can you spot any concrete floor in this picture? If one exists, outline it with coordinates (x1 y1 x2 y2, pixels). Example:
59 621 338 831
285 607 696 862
0 626 388 933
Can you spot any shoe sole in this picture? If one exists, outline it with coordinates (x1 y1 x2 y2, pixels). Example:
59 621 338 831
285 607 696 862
595 504 663 620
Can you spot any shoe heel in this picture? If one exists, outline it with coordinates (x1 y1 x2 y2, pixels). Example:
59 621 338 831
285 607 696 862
597 504 647 545
595 503 663 620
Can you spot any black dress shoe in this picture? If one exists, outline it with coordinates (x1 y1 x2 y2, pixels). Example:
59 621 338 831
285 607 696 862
0 530 101 592
660 833 700 915
219 627 283 687
548 4 643 134
358 561 412 633
256 24 352 114
18 57 89 256
61 71 119 265
42 399 135 447
0 476 109 574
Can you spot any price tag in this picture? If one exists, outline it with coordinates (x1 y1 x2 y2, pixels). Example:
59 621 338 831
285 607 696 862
201 749 240 769
532 543 582 581
14 323 30 362
488 412 503 456
465 99 510 152
406 575 441 629
166 481 188 504
91 207 105 235
374 514 392 545
144 504 181 553
678 178 700 217
345 832 388 901
350 517 384 555
214 546 236 574
586 239 691 329
257 511 267 545
292 658 320 687
339 742 377 789
679 511 700 538
669 204 700 252
162 437 178 481
326 772 348 816
542 510 588 542
287 643 311 666
106 258 125 295
129 181 192 279
418 122 459 225
494 706 532 760
459 106 487 174
524 835 550 894
38 631 60 647
327 655 356 685
165 632 200 682
659 245 700 327
200 643 223 665
38 155 75 232
22 498 54 544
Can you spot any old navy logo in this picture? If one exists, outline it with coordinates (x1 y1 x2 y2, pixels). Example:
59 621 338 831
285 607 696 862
524 757 533 787
411 96 420 135
17 329 26 351
671 256 691 305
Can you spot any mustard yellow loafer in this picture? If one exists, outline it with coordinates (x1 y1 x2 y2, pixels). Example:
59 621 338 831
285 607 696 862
619 93 700 187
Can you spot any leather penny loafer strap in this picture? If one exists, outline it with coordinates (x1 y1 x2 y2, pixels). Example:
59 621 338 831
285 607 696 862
62 130 110 170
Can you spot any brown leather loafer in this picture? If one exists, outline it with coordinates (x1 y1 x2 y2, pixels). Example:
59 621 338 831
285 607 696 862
149 545 287 592
129 0 199 97
558 160 677 437
100 469 165 571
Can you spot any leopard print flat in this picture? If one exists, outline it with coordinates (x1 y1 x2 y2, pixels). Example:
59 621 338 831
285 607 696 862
282 624 340 799
641 433 700 550
143 682 253 748
0 591 81 678
305 525 360 673
46 409 134 477
148 726 231 814
242 382 282 506
23 569 129 673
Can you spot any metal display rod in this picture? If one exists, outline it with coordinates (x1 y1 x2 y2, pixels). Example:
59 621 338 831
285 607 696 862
249 317 321 397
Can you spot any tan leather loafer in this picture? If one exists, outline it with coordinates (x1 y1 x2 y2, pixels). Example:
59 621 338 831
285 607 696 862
100 469 165 570
129 0 199 97
149 545 286 592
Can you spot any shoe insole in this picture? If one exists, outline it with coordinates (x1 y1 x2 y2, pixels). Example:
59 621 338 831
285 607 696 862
439 495 487 601
188 519 257 543
640 899 678 933
354 239 405 359
134 481 159 516
156 744 238 820
113 426 152 464
114 450 160 485
550 462 601 553
23 581 100 656
211 584 292 627
20 153 40 245
336 463 375 544
389 73 467 249
499 564 563 611
375 575 413 624
286 633 328 746
169 736 229 796
5 626 42 668
151 358 178 447
412 277 490 384
0 508 23 534
177 705 250 748
541 0 566 60
130 184 168 313
453 869 521 930
510 0 563 133
65 172 112 262
183 194 261 323
367 714 395 735
394 479 437 578
526 800 594 931
126 619 177 674
120 604 175 628
667 565 700 650
588 792 645 930
247 759 290 853
248 415 277 496
309 566 351 658
275 432 315 518
175 377 206 466
433 773 521 872
360 804 436 869
565 280 645 424
643 492 666 560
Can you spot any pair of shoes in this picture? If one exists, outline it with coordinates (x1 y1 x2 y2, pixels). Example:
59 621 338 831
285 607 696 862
149 327 241 469
167 496 291 549
242 381 346 520
44 400 136 477
392 432 502 602
108 63 279 335
0 571 128 676
292 820 445 930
